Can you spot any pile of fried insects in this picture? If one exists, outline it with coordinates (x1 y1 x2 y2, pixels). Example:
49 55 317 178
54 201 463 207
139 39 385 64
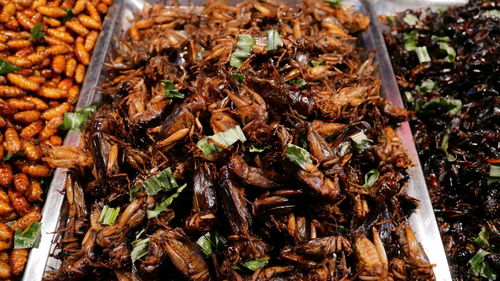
43 0 436 280
383 0 499 280
0 0 111 279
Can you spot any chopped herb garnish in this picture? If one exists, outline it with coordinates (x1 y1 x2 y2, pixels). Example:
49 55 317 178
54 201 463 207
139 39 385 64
415 79 436 93
98 205 120 225
415 97 462 116
60 9 73 24
249 144 270 153
473 226 490 248
289 77 306 88
311 60 325 66
131 237 149 261
242 258 268 271
350 131 372 152
129 187 139 202
60 104 97 131
30 23 44 41
325 0 342 6
403 14 419 26
438 42 456 62
146 184 187 218
285 144 311 169
0 59 21 75
415 46 431 63
487 163 500 185
197 125 246 156
431 35 450 42
196 231 227 256
403 31 418 51
162 80 184 98
14 222 42 249
3 151 24 162
439 130 457 162
266 30 284 52
362 169 379 189
469 249 497 280
404 91 414 102
140 168 178 196
232 71 245 83
230 34 255 67
483 10 500 19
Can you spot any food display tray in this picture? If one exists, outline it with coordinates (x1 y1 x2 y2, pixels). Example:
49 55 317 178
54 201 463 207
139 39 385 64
21 1 452 280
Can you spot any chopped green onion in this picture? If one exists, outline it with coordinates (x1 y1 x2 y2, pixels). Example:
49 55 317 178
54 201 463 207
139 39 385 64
196 231 227 256
469 249 497 280
232 72 245 83
129 187 139 202
403 14 419 26
362 169 379 189
431 35 450 42
415 46 431 63
131 237 149 261
14 222 42 249
404 91 414 102
438 8 447 17
311 60 325 67
242 258 268 271
285 144 311 169
3 151 24 162
0 59 21 75
403 31 418 51
439 130 456 162
289 78 306 88
147 184 187 218
473 226 490 248
488 163 500 185
60 9 73 24
162 80 184 98
230 34 255 67
350 131 372 152
59 104 97 131
266 30 284 52
415 79 436 94
98 205 120 225
249 144 270 153
30 23 44 41
415 97 462 116
438 42 456 62
140 167 178 196
325 0 342 6
197 125 246 156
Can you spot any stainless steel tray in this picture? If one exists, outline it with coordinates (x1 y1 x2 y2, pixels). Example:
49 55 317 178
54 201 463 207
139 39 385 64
22 1 452 280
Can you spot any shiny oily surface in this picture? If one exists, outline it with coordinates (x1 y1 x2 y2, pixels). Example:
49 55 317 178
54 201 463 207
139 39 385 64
40 0 440 280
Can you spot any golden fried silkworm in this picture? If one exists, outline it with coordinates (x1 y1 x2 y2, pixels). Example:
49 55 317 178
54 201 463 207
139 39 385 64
77 14 101 30
15 11 35 30
24 96 48 110
12 110 41 124
65 19 90 36
13 173 30 194
11 211 41 231
36 6 67 18
0 85 25 98
3 56 33 68
0 165 13 187
38 87 68 99
74 63 85 83
65 57 77 77
7 73 40 92
18 162 51 178
73 0 87 15
10 249 28 276
7 99 36 111
46 44 71 55
46 29 74 44
22 140 41 161
39 115 63 140
84 30 98 51
67 85 79 104
43 16 62 27
6 39 32 50
20 120 44 139
74 40 90 65
4 128 22 154
51 54 66 74
0 223 13 251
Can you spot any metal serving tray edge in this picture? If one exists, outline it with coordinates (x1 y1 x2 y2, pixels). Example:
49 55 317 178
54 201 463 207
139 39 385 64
22 1 452 280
